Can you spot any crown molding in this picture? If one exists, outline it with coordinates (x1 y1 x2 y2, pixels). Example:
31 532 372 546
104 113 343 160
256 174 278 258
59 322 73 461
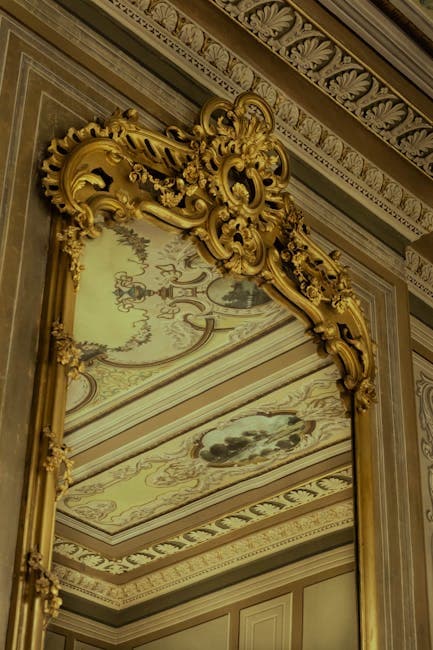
406 248 433 309
42 0 433 241
54 500 353 609
54 466 352 575
384 0 433 45
316 0 433 100
208 0 433 179
411 316 433 350
53 543 354 642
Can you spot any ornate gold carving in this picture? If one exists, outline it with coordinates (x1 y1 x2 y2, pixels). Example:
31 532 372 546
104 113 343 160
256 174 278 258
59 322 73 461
42 92 375 411
112 0 433 236
42 427 74 500
51 320 84 380
57 225 85 291
211 0 433 178
27 550 62 628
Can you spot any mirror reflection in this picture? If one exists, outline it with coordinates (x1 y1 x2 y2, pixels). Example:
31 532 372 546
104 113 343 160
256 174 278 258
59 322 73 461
46 216 358 649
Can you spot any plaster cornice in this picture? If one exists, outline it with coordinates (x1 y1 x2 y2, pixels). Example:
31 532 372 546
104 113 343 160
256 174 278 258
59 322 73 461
53 500 353 609
317 0 433 100
53 544 354 641
54 466 352 575
406 248 433 309
209 0 433 178
411 317 433 351
66 0 433 240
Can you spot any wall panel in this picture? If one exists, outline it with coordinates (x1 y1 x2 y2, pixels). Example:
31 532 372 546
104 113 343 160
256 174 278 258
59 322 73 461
302 572 358 650
239 594 292 650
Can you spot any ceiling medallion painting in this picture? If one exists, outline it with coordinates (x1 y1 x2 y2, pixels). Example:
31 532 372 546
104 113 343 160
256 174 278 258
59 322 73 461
193 412 311 466
58 364 349 539
60 411 315 534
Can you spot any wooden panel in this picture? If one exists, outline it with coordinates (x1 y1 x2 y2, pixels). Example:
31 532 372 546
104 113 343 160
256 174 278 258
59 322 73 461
74 642 104 650
134 615 229 650
302 572 358 650
239 593 292 650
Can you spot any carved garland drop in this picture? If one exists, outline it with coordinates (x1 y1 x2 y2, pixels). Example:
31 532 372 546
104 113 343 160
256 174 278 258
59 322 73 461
42 92 375 412
51 320 84 380
27 550 62 628
43 426 74 500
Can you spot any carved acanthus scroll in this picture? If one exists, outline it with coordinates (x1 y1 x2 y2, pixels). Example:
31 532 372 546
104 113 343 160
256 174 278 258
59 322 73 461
42 92 375 412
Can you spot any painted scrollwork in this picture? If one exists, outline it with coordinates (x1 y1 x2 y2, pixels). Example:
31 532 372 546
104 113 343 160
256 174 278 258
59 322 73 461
42 92 375 412
27 550 62 628
42 426 74 500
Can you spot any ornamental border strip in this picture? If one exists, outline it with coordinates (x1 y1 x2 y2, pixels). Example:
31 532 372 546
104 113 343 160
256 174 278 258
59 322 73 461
53 467 352 575
210 0 433 178
53 501 353 608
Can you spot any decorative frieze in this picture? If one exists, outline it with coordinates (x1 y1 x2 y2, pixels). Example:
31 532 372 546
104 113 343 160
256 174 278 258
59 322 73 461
102 0 433 238
54 500 353 608
54 466 352 575
211 0 433 178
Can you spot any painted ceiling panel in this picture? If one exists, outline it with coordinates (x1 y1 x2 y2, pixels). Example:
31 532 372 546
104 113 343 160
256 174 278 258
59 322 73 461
66 219 289 430
59 364 349 537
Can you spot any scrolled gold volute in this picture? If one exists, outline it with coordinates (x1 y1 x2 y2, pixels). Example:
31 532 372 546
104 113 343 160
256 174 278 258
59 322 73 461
41 92 375 412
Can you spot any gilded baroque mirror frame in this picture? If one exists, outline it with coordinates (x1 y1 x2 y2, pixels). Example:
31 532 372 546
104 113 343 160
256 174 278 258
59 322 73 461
8 92 376 649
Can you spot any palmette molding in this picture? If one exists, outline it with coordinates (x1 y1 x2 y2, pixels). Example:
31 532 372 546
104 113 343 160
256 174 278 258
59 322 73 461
100 0 433 238
42 92 375 413
53 500 353 608
406 248 433 308
54 466 352 575
210 0 433 178
54 545 354 642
